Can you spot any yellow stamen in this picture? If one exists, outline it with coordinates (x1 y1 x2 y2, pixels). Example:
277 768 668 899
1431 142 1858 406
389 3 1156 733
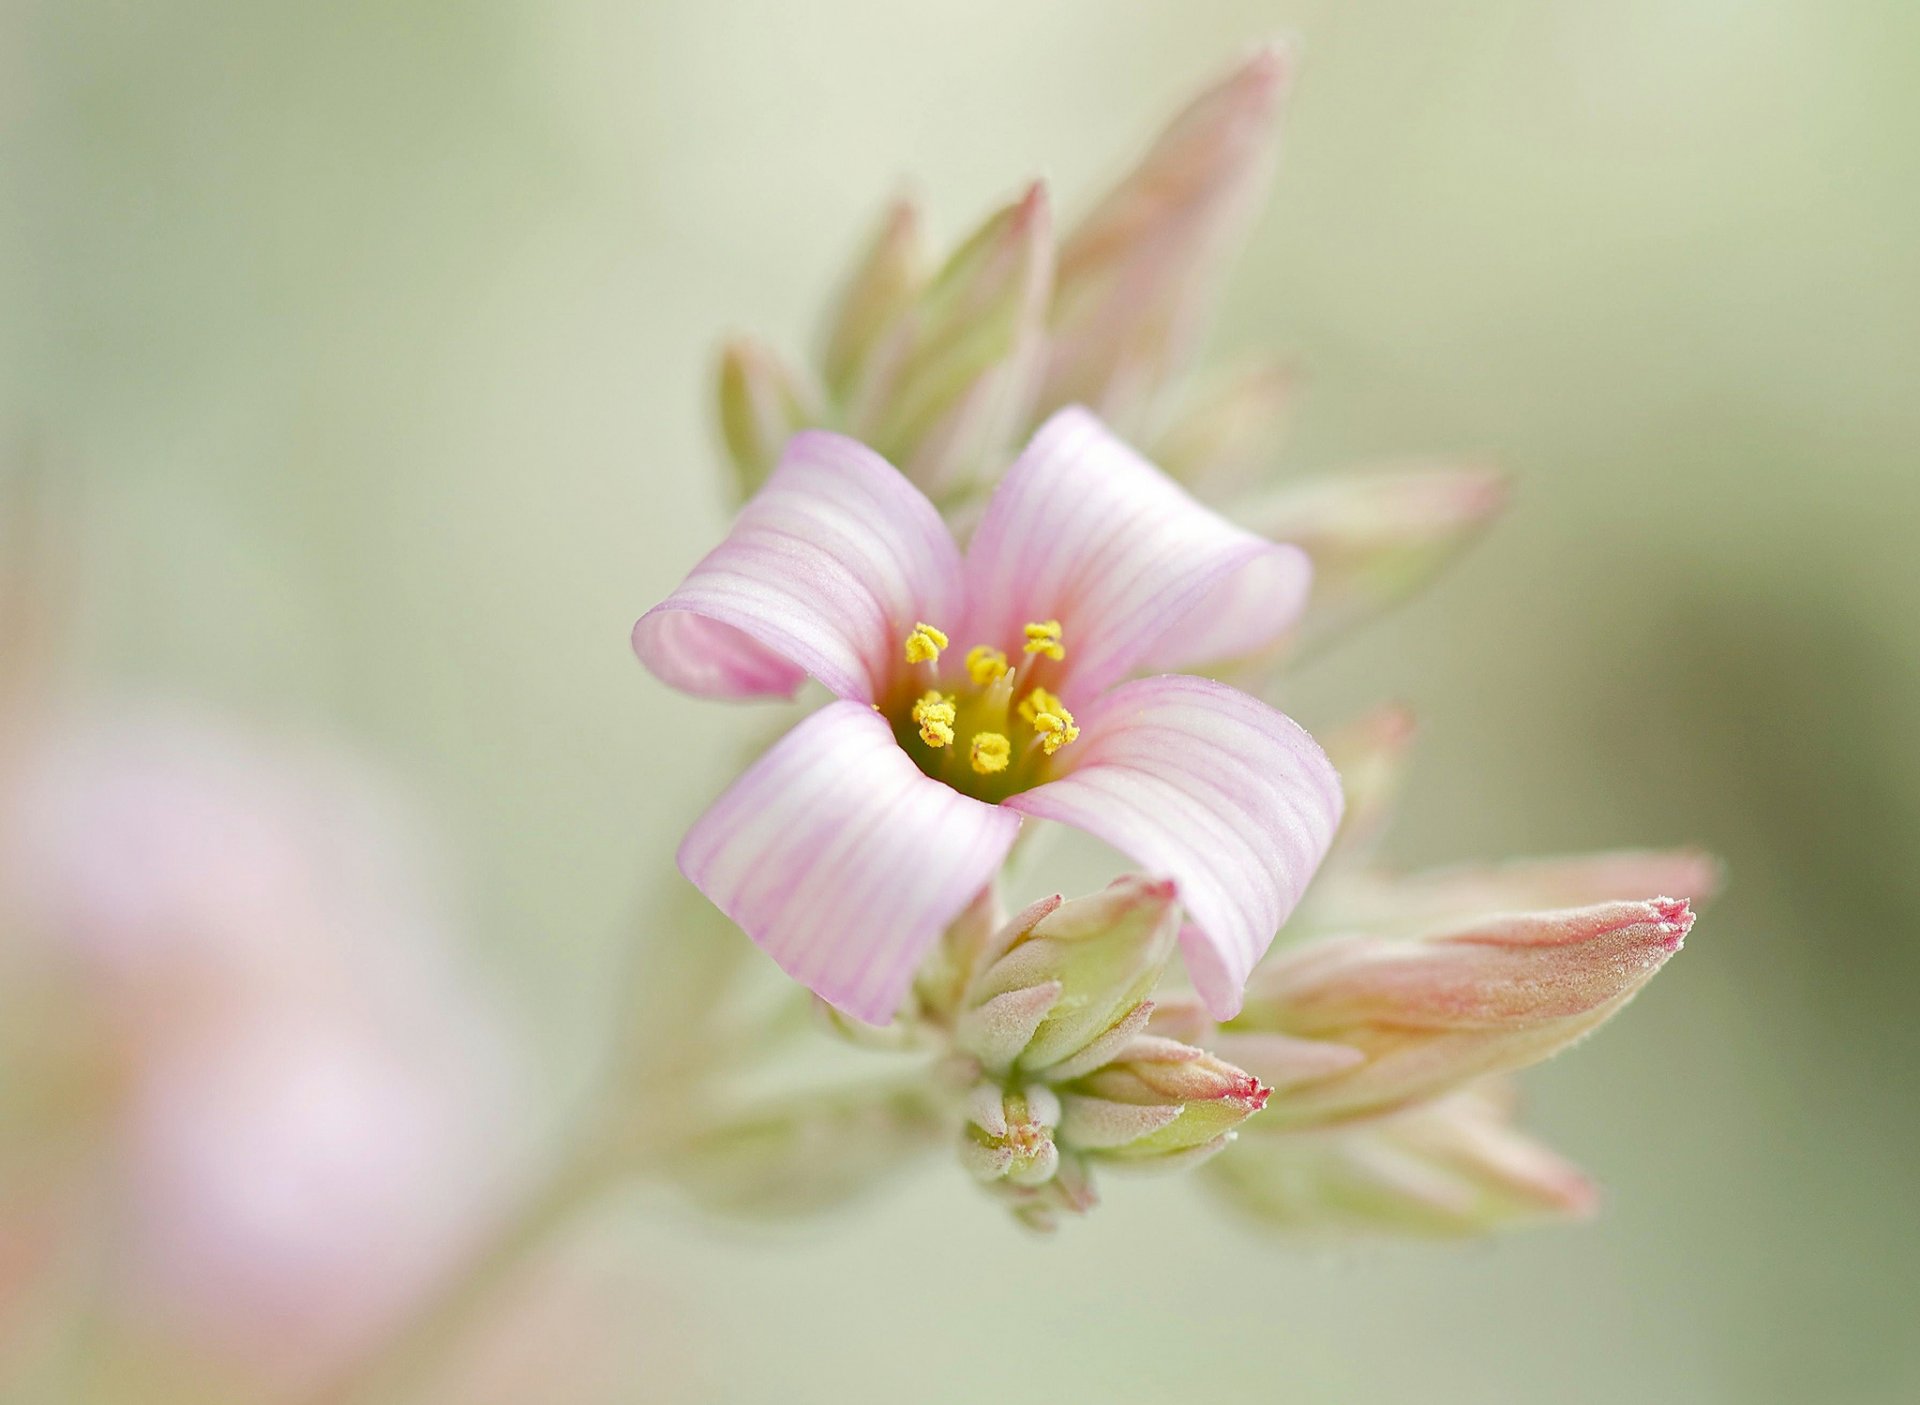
1018 685 1066 728
903 622 949 665
965 645 1009 686
1032 705 1079 756
969 731 1011 775
1022 619 1065 661
911 691 956 748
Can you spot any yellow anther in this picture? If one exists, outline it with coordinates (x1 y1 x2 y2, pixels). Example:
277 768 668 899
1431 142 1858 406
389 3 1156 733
911 691 956 748
969 731 1012 775
965 645 1009 686
1022 619 1065 661
903 622 949 665
1018 685 1066 728
1032 706 1080 756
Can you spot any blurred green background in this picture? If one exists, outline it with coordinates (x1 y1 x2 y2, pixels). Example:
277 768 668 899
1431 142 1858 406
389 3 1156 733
6 0 1917 1401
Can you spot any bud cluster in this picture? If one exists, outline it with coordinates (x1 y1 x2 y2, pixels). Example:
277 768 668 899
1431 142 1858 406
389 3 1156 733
927 878 1270 1231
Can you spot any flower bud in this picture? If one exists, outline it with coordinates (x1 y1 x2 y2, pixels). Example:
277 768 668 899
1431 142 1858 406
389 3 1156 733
1241 899 1694 1126
1234 462 1508 654
959 1083 1061 1188
1041 44 1292 428
1059 1035 1268 1167
715 339 820 501
849 183 1053 499
820 197 930 404
1204 1084 1596 1238
1148 359 1297 499
958 876 1180 1077
670 1084 944 1219
980 1147 1098 1234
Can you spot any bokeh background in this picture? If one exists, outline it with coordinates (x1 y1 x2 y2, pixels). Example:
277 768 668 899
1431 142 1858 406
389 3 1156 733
6 0 1918 1401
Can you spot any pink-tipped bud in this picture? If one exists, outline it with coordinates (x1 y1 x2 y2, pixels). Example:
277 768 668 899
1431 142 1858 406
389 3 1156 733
1241 899 1694 1125
1060 1035 1270 1165
850 182 1054 499
714 338 821 501
1040 43 1293 428
1236 461 1509 654
1205 1084 1597 1238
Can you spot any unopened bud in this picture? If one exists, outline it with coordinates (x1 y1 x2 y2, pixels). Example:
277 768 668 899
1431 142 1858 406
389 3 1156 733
715 339 820 501
820 197 931 404
1205 1084 1596 1238
1059 1035 1269 1166
850 183 1053 499
959 876 1180 1076
1041 44 1292 428
981 1146 1098 1234
1241 899 1694 1125
959 1083 1061 1188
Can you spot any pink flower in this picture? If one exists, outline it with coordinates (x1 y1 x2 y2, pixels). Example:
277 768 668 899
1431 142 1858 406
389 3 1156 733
634 408 1344 1024
0 710 520 1391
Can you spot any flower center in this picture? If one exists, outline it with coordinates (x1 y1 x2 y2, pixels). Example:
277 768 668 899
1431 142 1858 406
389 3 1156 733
887 620 1081 802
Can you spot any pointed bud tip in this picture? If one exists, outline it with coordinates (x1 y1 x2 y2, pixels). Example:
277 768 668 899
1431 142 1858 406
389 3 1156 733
1367 703 1418 747
1652 897 1694 948
1011 180 1052 234
1237 40 1297 104
1455 465 1512 520
1558 1173 1602 1219
1112 873 1178 907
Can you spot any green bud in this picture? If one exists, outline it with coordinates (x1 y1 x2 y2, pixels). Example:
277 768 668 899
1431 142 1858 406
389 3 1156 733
1059 1035 1269 1166
715 338 820 501
847 182 1053 500
959 1082 1061 1188
960 876 1180 1077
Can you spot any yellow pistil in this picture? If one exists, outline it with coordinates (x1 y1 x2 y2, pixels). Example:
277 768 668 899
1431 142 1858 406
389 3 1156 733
1032 705 1079 756
911 691 956 748
969 731 1011 775
1022 619 1065 661
903 622 949 665
965 645 1009 686
1018 685 1066 727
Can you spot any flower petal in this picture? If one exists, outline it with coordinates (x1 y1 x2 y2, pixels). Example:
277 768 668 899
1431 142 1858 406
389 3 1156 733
1005 675 1342 1019
962 409 1311 694
633 432 962 702
677 701 1021 1023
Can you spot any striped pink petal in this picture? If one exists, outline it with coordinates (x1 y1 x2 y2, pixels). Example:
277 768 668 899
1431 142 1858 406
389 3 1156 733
1005 675 1342 1020
633 431 962 702
962 408 1311 696
677 701 1021 1023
